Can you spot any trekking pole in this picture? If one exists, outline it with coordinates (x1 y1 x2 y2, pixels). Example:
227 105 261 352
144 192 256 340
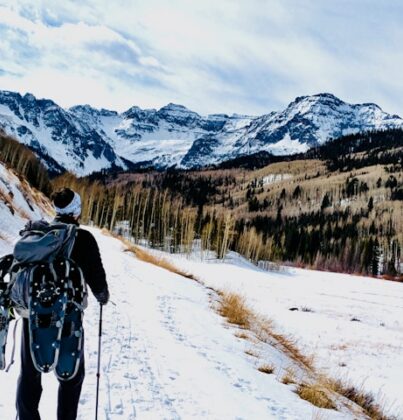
95 303 103 420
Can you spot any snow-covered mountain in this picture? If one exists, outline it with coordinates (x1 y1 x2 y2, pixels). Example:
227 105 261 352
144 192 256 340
0 90 402 175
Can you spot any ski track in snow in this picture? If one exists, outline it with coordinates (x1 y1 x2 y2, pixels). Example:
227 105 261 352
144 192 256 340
0 227 354 420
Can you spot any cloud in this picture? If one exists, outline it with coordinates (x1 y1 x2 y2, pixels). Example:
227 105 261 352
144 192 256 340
0 0 402 116
0 5 168 110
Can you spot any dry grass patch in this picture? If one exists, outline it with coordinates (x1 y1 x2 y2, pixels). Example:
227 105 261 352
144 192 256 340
234 331 249 340
258 364 275 374
327 379 391 420
104 230 197 281
254 319 314 370
281 367 297 385
125 245 196 280
244 349 259 358
217 290 314 370
296 383 335 410
219 292 253 328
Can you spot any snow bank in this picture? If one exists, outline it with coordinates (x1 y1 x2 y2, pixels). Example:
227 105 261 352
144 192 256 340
153 250 403 418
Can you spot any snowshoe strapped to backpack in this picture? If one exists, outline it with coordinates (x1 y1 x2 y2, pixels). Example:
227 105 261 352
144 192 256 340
10 220 84 374
55 261 86 381
11 220 77 315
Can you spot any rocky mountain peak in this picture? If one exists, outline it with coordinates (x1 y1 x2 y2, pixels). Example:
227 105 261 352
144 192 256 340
0 90 402 175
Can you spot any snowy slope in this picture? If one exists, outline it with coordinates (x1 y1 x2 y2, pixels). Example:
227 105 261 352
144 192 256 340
0 228 371 419
155 250 403 418
0 161 53 254
0 92 124 175
1 90 402 175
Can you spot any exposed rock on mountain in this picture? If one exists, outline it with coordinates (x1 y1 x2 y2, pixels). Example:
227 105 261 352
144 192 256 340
0 90 402 175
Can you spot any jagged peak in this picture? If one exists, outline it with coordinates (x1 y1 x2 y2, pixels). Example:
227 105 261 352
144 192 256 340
0 90 23 100
289 93 397 117
23 92 36 101
0 89 20 96
0 90 58 111
123 105 153 113
312 92 341 100
68 104 99 114
291 93 345 106
22 91 55 107
122 105 156 118
159 103 189 111
158 103 200 117
70 104 95 111
357 102 381 110
125 105 142 112
70 104 118 117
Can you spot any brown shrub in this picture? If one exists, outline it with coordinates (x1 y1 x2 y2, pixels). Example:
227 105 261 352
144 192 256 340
296 383 335 410
327 379 391 420
234 331 249 340
281 368 297 385
126 245 196 280
106 230 197 281
244 349 259 358
219 292 252 328
255 319 314 370
258 364 275 374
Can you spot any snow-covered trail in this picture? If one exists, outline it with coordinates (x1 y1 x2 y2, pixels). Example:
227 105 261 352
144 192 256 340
0 228 352 419
80 228 329 419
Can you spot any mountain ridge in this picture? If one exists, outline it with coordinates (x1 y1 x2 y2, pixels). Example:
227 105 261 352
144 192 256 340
0 90 402 175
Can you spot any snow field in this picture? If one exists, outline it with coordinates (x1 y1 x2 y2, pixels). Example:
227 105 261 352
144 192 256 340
152 250 403 418
0 228 362 419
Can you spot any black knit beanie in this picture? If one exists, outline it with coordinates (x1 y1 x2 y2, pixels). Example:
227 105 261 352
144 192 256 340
52 188 75 209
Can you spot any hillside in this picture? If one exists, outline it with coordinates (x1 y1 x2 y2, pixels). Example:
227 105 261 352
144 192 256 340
1 90 402 175
0 160 53 254
55 129 402 278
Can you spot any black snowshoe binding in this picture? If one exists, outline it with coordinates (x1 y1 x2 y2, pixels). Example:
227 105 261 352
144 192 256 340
0 255 14 370
55 260 86 381
28 260 69 373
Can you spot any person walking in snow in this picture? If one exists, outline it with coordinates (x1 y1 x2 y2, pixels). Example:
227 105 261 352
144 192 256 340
16 188 110 420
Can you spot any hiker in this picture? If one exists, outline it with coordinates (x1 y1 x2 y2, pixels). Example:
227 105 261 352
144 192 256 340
16 188 109 420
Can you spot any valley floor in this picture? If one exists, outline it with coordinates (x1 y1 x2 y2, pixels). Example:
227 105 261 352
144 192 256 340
154 249 403 418
0 227 365 420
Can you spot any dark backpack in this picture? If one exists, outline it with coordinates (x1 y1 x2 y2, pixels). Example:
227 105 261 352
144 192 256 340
10 220 78 317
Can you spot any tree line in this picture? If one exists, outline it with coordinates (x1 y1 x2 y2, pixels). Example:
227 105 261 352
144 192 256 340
1 128 400 279
52 172 234 258
0 130 51 195
53 162 401 279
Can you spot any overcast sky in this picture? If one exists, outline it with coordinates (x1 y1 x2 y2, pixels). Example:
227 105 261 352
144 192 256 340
0 0 402 116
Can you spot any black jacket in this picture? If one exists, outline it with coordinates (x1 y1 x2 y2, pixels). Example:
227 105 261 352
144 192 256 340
54 215 108 297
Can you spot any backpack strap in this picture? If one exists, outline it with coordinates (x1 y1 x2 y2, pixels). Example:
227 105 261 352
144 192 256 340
61 224 77 259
